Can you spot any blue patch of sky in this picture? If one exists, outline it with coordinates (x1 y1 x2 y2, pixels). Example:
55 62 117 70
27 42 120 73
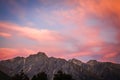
0 1 23 25
0 0 42 25
38 0 76 11
0 1 19 23
23 9 68 31
0 0 74 31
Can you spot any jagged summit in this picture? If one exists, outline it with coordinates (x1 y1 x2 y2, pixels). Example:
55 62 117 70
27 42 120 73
69 58 83 64
13 56 24 60
69 58 82 62
0 52 120 80
68 58 84 66
36 52 47 57
27 52 48 59
87 60 98 64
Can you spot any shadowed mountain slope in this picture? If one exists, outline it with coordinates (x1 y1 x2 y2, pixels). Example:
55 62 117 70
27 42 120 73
0 52 120 80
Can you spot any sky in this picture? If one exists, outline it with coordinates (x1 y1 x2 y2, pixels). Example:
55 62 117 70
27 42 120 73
0 0 120 63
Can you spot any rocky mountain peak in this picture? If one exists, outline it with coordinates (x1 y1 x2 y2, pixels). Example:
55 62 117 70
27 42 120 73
36 52 47 57
0 52 120 80
87 60 98 65
27 52 48 59
69 58 83 65
13 57 24 60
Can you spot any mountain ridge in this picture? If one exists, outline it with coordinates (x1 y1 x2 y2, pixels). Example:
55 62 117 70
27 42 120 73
0 52 120 80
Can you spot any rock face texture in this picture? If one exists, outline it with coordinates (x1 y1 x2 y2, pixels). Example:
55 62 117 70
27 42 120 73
0 52 120 80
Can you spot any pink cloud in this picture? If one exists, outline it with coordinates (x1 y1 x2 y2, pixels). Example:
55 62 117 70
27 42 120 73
0 48 18 60
103 52 118 59
0 48 36 60
0 22 71 60
0 32 12 38
50 0 120 62
100 52 119 63
66 51 92 59
0 22 65 42
0 0 120 63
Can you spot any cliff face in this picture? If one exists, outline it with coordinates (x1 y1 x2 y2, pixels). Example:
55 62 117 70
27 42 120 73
0 52 120 80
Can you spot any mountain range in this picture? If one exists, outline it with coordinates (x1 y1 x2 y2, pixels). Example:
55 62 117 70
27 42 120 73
0 52 120 80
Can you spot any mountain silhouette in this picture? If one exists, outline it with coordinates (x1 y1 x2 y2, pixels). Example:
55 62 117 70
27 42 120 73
0 52 120 80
